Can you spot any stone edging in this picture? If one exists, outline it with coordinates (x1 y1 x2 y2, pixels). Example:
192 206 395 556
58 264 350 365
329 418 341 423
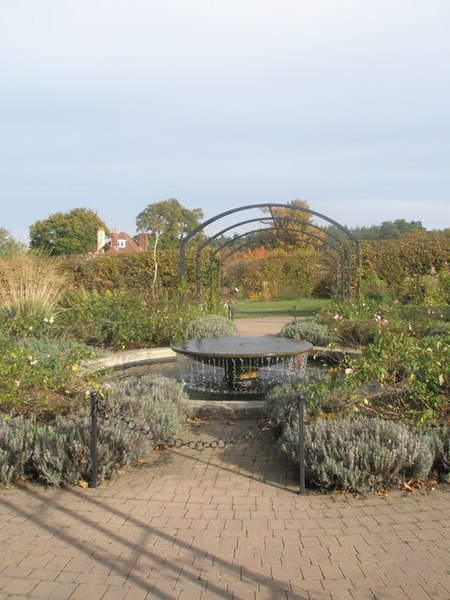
83 347 176 372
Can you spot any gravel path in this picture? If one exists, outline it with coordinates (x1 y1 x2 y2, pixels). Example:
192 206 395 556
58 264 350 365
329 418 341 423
233 316 294 336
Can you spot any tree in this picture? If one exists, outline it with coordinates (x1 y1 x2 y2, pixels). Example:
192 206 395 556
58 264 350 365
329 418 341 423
136 199 203 249
350 219 425 240
261 199 319 249
0 228 26 257
29 208 109 256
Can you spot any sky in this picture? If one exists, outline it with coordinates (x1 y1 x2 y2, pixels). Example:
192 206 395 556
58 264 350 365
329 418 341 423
1 0 449 243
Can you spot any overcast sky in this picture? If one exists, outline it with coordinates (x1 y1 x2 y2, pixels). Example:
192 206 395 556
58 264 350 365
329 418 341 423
1 0 449 242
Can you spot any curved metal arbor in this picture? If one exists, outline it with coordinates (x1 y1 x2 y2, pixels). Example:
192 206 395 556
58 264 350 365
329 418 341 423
179 203 360 303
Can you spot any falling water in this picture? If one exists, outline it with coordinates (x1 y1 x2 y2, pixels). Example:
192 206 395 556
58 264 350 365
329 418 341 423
175 350 309 397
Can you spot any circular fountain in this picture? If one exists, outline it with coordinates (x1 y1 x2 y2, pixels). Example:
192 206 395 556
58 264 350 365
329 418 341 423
171 336 312 396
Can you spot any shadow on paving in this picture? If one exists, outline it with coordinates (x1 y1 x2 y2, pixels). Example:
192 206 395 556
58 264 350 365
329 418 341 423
132 418 302 494
0 480 308 600
187 418 300 491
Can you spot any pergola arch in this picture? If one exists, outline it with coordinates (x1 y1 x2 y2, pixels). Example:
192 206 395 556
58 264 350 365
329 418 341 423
209 227 347 304
179 203 360 303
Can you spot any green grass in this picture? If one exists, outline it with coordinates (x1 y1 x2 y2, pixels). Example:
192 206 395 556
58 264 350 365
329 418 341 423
232 298 329 318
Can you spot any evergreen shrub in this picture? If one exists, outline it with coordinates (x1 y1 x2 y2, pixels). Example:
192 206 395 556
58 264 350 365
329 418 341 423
279 320 331 347
279 415 435 493
0 333 100 415
0 415 35 484
184 315 239 339
336 319 377 347
430 426 450 483
265 368 352 422
108 373 188 439
0 375 188 486
60 289 203 349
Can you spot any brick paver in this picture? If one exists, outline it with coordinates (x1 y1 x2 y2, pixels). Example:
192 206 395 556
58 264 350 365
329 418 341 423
0 418 449 600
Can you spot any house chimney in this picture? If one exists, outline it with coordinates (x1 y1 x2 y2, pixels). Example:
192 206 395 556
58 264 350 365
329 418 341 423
97 228 106 251
138 232 148 252
111 227 118 249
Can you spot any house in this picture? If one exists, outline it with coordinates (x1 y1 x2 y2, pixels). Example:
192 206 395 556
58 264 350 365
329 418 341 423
96 227 148 255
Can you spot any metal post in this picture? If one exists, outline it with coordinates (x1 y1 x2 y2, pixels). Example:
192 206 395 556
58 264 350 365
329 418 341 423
297 394 306 495
90 391 99 489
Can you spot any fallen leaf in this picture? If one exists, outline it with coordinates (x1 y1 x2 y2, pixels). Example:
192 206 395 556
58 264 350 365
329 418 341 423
402 481 413 493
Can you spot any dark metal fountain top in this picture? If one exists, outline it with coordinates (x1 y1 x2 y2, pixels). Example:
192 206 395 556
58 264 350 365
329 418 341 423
171 336 312 360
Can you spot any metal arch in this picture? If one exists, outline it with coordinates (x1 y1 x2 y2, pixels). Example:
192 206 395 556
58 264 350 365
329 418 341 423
218 227 340 260
218 233 344 300
180 202 360 303
211 229 346 304
181 202 359 245
196 215 345 253
202 227 345 304
214 227 341 257
194 217 351 302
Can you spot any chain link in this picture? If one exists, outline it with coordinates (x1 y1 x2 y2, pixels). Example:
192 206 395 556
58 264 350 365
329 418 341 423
93 392 286 450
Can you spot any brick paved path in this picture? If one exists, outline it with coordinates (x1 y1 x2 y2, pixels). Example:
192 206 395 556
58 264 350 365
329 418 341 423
0 419 449 600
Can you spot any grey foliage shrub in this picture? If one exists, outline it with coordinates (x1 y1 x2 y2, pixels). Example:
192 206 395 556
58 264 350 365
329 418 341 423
96 418 148 480
53 414 92 484
0 375 188 486
0 412 149 486
265 368 352 423
184 315 239 340
108 373 188 439
430 426 450 483
54 412 149 484
279 320 331 347
264 369 330 425
279 415 434 493
31 426 67 486
0 415 35 484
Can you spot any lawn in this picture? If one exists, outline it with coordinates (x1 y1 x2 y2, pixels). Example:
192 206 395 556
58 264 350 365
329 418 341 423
232 297 329 317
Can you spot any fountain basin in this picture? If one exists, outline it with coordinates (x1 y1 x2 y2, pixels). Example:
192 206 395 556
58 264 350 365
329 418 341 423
171 336 312 394
172 336 311 363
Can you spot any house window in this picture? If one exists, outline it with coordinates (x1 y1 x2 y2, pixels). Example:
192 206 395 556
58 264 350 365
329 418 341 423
117 239 126 249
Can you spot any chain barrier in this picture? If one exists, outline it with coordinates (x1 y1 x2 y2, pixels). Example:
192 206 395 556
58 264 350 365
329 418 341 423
90 391 306 494
92 391 287 451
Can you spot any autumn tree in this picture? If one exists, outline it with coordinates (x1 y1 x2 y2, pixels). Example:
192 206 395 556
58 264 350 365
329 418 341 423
29 208 109 256
136 199 203 249
261 199 321 249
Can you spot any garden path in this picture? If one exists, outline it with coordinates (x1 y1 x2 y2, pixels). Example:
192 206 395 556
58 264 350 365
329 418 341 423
0 419 449 599
233 316 293 336
1 318 449 599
